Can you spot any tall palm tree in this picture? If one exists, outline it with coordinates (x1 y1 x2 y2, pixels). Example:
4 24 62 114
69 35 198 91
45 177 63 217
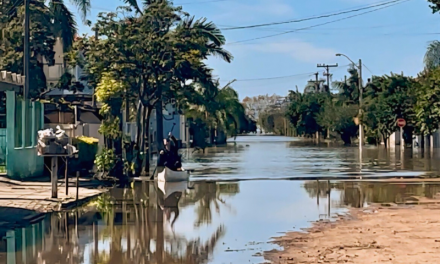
3 0 79 51
424 40 440 70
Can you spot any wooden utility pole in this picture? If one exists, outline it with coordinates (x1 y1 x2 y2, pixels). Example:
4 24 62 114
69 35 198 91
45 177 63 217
313 72 319 92
24 0 30 100
317 63 338 91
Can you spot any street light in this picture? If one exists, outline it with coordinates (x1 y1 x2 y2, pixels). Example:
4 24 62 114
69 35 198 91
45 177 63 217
336 53 363 175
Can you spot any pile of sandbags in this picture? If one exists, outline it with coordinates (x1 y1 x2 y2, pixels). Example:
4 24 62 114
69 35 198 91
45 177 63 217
37 126 77 156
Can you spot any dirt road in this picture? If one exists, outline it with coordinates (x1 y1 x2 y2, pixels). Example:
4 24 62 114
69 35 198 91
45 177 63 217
265 204 440 263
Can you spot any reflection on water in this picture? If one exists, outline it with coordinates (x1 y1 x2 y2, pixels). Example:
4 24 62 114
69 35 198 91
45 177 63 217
3 180 440 264
304 180 440 208
185 136 440 181
3 136 440 263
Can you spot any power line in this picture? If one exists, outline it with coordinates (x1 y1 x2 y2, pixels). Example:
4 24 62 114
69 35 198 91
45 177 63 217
362 63 374 75
227 0 412 45
235 72 315 82
232 64 352 83
176 0 228 5
90 0 228 12
221 0 405 31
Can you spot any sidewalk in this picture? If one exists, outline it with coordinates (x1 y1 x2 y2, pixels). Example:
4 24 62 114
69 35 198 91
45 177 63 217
0 176 109 230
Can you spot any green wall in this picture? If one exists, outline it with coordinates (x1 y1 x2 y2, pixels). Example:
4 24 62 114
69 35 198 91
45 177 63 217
6 91 44 179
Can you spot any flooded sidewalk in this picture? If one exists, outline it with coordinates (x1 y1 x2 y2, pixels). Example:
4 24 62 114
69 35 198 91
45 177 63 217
0 176 108 230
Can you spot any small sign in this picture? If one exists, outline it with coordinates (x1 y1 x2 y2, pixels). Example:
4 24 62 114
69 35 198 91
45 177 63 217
397 118 406 128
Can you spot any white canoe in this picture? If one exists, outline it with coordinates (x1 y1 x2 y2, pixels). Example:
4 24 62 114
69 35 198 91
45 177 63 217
157 166 190 182
157 181 188 199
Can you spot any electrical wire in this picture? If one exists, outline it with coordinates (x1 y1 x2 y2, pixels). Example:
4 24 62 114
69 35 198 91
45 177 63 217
176 0 228 5
231 64 352 83
89 0 228 12
227 0 412 45
362 63 374 75
235 72 315 82
221 0 406 31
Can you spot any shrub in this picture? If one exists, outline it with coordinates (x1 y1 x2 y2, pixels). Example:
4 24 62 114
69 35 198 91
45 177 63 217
70 136 99 173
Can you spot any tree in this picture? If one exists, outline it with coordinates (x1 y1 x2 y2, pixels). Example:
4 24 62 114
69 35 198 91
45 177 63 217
183 82 251 146
363 74 417 147
77 0 232 175
286 91 327 137
415 67 440 136
424 41 440 70
316 98 358 144
332 65 360 104
0 1 56 98
427 0 440 13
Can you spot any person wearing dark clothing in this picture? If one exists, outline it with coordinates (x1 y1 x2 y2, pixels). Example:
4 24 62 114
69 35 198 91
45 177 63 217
157 133 182 170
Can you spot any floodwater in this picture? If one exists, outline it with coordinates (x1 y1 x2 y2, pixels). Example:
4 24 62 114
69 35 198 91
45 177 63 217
2 136 440 264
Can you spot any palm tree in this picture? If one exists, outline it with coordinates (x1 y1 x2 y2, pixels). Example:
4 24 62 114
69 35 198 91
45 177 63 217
424 40 440 70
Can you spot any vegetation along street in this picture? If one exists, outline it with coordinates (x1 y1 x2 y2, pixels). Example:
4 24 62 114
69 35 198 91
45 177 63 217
3 0 440 263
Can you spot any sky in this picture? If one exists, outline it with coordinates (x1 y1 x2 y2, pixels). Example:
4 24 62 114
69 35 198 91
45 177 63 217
68 0 440 100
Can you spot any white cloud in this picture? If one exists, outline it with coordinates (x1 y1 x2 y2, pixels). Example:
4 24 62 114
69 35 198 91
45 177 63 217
212 0 294 23
250 39 337 63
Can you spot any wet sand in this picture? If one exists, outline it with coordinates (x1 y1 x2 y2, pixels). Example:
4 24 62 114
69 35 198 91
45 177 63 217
265 203 440 263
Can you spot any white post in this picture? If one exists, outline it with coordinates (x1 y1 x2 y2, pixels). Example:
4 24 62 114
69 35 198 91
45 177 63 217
400 127 404 149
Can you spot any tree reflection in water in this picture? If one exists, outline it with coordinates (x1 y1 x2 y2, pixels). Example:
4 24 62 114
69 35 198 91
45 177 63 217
303 180 440 208
0 181 239 264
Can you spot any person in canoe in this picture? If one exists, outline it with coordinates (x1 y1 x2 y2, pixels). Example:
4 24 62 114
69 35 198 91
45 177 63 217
157 132 182 171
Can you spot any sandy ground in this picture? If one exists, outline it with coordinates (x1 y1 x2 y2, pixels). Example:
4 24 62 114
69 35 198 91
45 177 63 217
265 204 440 264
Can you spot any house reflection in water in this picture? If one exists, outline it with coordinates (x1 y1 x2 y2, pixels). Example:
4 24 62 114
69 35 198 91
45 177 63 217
0 181 238 264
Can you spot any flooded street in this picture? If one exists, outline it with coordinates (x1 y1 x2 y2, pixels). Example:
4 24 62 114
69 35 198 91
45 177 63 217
3 136 440 264
187 136 437 181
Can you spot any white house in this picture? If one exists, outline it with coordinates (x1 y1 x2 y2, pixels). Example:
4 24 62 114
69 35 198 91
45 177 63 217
124 101 190 154
42 37 104 145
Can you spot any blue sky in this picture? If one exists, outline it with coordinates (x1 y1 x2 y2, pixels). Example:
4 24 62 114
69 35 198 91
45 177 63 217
69 0 440 99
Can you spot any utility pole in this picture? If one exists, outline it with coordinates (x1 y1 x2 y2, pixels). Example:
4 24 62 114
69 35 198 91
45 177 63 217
317 63 338 92
313 72 319 92
24 0 30 100
358 59 363 153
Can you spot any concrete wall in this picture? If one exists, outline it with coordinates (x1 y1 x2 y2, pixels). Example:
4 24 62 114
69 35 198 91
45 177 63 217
6 91 44 179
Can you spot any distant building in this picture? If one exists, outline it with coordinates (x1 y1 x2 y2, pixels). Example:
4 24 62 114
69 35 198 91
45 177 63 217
42 37 103 146
124 100 190 154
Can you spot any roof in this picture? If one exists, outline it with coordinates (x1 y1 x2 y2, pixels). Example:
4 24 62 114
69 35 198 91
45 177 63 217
44 87 93 97
0 70 23 92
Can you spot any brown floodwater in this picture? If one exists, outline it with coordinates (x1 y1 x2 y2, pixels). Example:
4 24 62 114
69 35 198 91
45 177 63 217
2 136 440 264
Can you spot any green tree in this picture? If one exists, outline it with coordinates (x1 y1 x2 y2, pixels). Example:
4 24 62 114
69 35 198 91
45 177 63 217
427 0 440 13
0 1 56 98
415 67 440 136
77 0 231 174
286 91 327 137
332 65 360 104
316 98 358 144
363 74 417 147
183 82 250 146
424 41 440 69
